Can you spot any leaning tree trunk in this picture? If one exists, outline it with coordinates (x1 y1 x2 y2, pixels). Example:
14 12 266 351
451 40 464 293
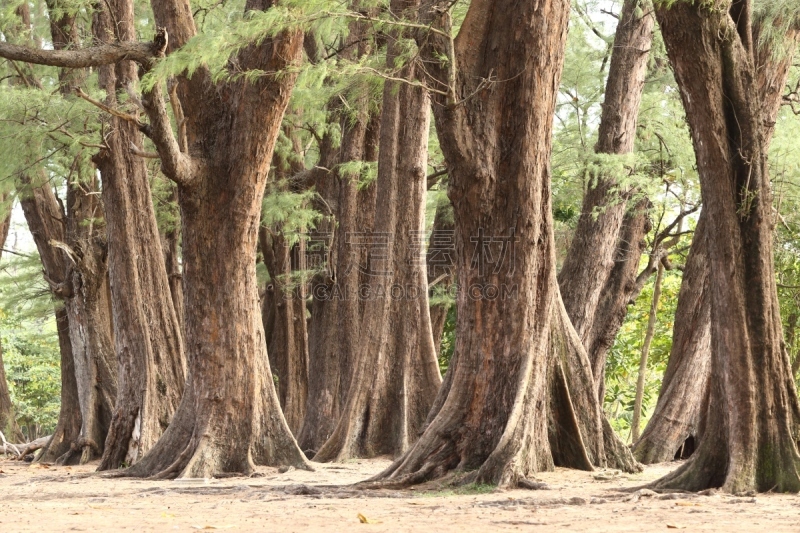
559 0 655 369
372 0 637 489
633 214 710 463
652 2 800 493
93 0 187 472
635 15 799 469
121 0 308 478
314 13 442 461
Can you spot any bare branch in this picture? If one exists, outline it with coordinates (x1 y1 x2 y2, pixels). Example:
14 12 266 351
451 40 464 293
75 88 143 126
130 142 160 159
0 41 156 69
141 80 196 187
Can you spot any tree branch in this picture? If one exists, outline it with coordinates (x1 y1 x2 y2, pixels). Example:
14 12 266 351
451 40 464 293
0 41 156 69
141 80 196 187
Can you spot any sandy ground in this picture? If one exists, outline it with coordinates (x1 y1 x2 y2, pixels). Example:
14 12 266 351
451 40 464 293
0 456 798 532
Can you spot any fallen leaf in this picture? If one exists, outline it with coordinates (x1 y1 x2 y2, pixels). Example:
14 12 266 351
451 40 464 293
666 525 686 529
674 501 699 507
358 513 370 524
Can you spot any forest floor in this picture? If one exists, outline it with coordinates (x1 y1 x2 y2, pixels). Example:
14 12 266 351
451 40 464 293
0 457 798 532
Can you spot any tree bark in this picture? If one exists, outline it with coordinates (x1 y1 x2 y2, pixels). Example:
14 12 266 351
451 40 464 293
94 0 187 471
314 7 442 460
372 0 637 488
559 0 654 352
260 226 308 436
427 198 455 358
299 29 381 454
633 214 710 463
7 0 118 467
121 0 308 478
652 2 800 493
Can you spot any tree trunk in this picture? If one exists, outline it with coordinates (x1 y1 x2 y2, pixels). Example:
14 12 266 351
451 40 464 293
427 199 455 358
653 2 800 493
630 261 664 442
559 0 654 361
633 214 710 463
299 34 381 453
372 0 637 488
94 0 187 471
123 0 308 478
314 11 442 460
260 227 308 436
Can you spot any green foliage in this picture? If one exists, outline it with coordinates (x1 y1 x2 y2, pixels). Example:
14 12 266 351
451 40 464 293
604 265 683 441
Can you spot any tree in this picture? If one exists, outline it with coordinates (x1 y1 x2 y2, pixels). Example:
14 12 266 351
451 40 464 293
313 0 442 461
652 0 800 492
299 24 382 454
5 5 118 465
372 0 636 488
559 1 655 395
92 0 187 471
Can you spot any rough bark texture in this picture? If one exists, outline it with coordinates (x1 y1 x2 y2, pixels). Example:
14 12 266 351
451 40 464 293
653 2 800 493
559 0 655 365
299 31 381 453
94 0 187 471
372 0 637 488
314 10 442 460
123 0 308 478
7 0 118 467
260 226 308 436
633 214 710 463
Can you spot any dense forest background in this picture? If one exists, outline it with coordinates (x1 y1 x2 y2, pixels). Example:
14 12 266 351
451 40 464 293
0 0 799 492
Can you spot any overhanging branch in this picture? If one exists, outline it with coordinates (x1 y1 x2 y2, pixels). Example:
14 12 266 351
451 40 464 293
0 41 156 68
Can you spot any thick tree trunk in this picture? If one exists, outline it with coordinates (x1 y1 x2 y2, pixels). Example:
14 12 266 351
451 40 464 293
260 227 308 436
123 0 308 478
314 17 442 461
559 0 654 389
653 3 800 493
633 214 710 463
372 0 637 488
93 0 187 471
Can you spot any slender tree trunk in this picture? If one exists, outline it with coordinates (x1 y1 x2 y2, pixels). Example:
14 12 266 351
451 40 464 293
373 0 637 489
162 185 184 332
260 227 308 435
314 9 442 460
653 2 800 493
630 261 664 442
93 0 187 471
427 199 455 358
559 0 655 362
634 214 710 463
122 0 308 478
